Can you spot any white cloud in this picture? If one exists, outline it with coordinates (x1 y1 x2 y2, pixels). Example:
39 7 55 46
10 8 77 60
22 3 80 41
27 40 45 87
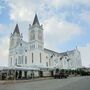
7 0 90 23
7 0 71 22
42 0 90 9
48 0 73 8
79 44 90 67
43 17 82 50
7 0 36 22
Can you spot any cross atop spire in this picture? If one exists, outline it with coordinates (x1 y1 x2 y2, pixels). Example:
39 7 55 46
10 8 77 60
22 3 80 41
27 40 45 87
32 14 40 26
13 24 20 35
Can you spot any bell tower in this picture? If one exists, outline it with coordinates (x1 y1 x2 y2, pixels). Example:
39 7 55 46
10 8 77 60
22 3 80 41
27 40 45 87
29 14 45 66
29 14 44 51
9 24 22 49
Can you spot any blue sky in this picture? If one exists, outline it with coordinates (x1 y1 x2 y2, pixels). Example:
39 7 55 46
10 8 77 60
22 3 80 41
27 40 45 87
0 0 90 67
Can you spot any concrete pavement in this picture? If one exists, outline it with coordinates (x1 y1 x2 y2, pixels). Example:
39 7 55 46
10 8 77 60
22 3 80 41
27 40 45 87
57 76 90 90
0 76 90 90
0 77 53 85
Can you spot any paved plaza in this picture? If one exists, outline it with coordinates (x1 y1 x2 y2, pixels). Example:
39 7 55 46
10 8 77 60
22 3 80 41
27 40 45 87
0 76 90 90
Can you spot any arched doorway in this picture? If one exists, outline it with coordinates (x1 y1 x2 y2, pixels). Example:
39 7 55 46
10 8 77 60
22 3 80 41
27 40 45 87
18 70 22 79
16 71 18 79
24 71 27 79
39 71 43 77
51 71 54 77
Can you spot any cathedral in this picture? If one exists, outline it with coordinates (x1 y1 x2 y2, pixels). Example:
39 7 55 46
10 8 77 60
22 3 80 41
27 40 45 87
8 14 82 72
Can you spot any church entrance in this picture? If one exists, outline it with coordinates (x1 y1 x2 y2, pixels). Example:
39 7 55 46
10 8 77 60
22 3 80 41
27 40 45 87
51 71 54 77
16 71 18 79
18 70 22 79
39 71 43 77
24 71 27 79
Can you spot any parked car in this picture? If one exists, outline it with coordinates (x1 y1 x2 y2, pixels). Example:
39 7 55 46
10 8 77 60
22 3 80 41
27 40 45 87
54 69 68 79
54 72 60 79
59 72 68 78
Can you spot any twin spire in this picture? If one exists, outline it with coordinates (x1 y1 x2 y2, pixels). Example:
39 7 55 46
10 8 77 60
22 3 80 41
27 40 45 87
32 14 40 26
13 14 40 35
13 24 20 35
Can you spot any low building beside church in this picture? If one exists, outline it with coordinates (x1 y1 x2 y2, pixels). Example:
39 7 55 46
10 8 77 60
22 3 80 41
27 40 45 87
8 14 82 78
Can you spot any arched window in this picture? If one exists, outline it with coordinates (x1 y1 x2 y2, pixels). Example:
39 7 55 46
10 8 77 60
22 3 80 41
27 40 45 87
15 58 17 65
40 53 41 63
25 56 27 64
18 56 21 64
32 53 34 63
46 62 48 67
38 30 42 40
30 30 35 40
11 58 12 66
49 59 51 66
20 43 22 46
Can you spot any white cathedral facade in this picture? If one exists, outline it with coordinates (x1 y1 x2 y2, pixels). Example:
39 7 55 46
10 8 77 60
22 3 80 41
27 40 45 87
8 14 82 71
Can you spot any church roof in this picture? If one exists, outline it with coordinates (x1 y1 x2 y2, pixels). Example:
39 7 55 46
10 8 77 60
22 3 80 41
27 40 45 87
44 48 75 57
44 48 59 54
32 14 40 26
60 50 75 56
13 24 20 35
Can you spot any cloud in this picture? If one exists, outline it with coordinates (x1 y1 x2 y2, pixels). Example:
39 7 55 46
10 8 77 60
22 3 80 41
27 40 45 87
41 0 90 10
47 0 73 8
79 44 90 67
7 0 37 22
6 0 90 23
43 17 82 50
7 0 72 22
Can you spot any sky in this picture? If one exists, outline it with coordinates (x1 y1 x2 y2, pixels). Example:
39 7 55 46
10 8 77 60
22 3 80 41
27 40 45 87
0 0 90 67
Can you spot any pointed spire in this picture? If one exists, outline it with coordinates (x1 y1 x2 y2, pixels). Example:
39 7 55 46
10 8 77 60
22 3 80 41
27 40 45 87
13 24 20 35
32 14 40 26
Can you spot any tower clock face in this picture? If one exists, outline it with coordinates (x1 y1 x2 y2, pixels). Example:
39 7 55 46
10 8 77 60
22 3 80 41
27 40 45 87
38 30 42 41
